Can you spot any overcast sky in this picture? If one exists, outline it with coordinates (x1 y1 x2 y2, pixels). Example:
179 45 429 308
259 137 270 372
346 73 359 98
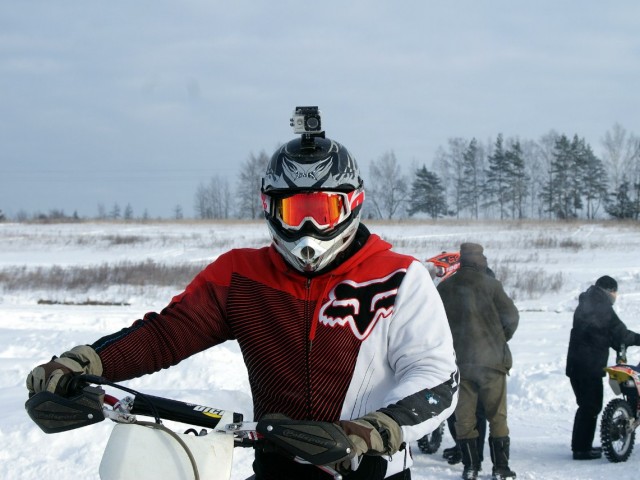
1 1 639 218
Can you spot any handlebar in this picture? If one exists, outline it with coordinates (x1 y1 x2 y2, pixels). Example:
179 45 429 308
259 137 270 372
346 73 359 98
26 375 357 479
26 374 247 437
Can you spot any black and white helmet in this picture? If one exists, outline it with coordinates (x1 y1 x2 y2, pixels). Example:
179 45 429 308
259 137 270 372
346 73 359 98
261 135 365 273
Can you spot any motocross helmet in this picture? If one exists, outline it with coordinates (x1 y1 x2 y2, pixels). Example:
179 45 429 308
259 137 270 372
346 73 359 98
261 135 365 273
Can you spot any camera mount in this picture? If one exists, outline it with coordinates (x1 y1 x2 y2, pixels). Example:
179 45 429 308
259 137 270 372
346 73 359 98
290 106 325 146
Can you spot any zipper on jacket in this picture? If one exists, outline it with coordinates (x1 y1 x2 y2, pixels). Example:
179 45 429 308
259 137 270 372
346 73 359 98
305 275 334 419
305 277 313 419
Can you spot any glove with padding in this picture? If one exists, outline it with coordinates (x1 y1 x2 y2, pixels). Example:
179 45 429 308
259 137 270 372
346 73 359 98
335 411 403 473
339 411 403 456
26 345 103 397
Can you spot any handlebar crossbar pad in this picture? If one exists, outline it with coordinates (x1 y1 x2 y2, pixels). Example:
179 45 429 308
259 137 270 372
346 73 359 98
256 418 356 466
130 394 243 429
25 386 105 434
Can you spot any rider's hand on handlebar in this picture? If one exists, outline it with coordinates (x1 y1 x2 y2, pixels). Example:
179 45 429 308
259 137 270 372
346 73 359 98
255 411 402 474
26 345 103 397
335 411 403 472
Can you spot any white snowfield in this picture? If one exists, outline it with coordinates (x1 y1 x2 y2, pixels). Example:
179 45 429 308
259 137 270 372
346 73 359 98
1 220 639 480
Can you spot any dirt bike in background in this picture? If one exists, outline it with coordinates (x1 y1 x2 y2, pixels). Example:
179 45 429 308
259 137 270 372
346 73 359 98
600 345 640 462
25 375 357 480
425 251 460 286
416 421 445 454
415 251 459 453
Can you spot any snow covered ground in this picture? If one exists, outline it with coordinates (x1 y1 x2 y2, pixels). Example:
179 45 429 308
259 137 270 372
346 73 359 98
1 220 640 479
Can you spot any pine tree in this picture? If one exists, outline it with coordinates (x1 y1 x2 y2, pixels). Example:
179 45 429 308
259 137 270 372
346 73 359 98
407 165 448 219
579 142 608 219
606 178 638 219
459 138 482 219
110 203 121 220
542 135 574 219
505 140 528 219
123 203 134 221
485 134 511 219
633 181 640 220
568 135 586 218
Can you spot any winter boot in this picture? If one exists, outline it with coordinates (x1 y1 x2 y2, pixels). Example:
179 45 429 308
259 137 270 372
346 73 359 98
489 436 516 480
443 443 462 464
459 438 481 480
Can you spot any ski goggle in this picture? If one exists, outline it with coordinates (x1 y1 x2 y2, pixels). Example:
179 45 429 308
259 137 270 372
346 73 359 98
262 190 364 231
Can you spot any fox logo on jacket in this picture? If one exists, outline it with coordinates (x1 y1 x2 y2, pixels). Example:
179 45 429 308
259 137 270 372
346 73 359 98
318 269 406 340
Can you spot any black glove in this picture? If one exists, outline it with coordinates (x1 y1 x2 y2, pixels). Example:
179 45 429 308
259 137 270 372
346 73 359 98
26 345 103 397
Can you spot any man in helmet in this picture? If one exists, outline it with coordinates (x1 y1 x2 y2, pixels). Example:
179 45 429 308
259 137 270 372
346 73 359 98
26 108 458 479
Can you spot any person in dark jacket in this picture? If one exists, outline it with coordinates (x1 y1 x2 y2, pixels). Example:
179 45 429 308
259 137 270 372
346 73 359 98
437 243 519 480
565 275 640 460
441 264 495 466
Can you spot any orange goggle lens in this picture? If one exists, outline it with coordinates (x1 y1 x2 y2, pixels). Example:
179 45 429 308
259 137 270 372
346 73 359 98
277 192 345 229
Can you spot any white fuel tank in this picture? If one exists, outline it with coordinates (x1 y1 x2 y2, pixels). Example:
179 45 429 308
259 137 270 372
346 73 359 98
99 422 234 480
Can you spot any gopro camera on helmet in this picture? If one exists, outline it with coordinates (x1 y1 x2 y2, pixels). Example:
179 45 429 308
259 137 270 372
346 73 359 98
290 106 323 135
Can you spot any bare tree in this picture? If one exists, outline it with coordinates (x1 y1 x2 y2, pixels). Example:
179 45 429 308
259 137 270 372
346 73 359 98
97 203 107 220
520 139 545 219
194 175 232 219
173 204 184 220
601 123 640 192
366 151 409 219
236 151 270 219
432 138 468 218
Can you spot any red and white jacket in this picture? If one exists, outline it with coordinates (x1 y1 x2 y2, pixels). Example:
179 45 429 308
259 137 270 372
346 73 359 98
92 231 458 474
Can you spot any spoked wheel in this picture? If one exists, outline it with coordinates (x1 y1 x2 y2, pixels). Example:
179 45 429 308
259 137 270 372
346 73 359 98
417 421 445 454
600 398 636 462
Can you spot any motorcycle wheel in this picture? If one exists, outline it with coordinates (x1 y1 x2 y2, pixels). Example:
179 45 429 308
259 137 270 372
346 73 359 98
600 398 636 463
417 422 445 454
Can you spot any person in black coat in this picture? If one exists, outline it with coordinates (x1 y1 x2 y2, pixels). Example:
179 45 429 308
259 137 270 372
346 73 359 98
565 275 640 460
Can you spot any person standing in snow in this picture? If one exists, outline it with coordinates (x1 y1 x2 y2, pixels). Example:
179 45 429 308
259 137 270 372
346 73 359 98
435 262 493 466
437 243 519 480
26 108 459 480
566 275 640 460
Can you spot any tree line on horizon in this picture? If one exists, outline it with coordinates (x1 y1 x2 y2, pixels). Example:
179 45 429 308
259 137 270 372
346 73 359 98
4 124 639 223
